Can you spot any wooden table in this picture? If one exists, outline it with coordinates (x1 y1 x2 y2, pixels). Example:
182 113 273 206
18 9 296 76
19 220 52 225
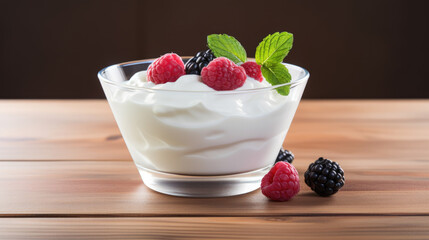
0 100 428 239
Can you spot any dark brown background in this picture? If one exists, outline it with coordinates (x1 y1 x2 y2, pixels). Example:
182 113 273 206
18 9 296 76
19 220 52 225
1 0 428 99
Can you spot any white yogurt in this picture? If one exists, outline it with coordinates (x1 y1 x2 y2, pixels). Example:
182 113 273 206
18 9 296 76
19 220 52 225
106 71 302 175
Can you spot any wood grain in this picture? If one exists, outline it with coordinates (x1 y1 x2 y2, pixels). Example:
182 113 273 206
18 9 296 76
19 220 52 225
0 100 127 161
287 100 429 162
0 217 428 240
0 160 427 216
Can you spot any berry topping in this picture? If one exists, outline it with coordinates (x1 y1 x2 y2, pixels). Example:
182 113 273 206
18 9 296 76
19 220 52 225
201 57 247 91
147 53 185 84
207 32 293 95
241 61 263 82
275 148 294 164
261 162 300 201
185 50 215 75
304 157 345 197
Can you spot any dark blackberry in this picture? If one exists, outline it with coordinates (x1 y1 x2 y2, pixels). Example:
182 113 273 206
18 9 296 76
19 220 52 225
185 49 215 75
275 148 294 164
304 157 345 197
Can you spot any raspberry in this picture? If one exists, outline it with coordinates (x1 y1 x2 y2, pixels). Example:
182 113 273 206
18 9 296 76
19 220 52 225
275 148 294 164
241 61 263 82
147 53 185 84
261 162 300 201
201 57 246 91
304 157 345 197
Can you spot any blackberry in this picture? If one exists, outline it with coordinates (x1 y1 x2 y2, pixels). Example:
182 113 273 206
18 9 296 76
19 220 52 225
275 148 294 164
304 157 345 197
185 49 215 75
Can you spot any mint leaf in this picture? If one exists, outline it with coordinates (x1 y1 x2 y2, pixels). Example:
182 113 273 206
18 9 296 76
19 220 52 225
207 34 247 64
255 32 293 66
261 63 291 96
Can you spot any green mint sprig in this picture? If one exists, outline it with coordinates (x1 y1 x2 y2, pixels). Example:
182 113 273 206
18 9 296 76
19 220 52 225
256 32 293 96
207 34 247 64
261 63 292 95
255 32 293 66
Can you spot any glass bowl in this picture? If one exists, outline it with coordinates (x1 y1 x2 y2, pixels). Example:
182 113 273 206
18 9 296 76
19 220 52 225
98 59 309 197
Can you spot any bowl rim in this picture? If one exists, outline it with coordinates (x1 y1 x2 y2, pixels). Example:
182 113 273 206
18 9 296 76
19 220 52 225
98 58 310 94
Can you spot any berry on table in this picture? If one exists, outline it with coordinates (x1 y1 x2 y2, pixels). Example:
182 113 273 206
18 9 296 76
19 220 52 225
147 53 185 84
201 57 247 91
185 49 215 75
304 157 345 197
241 61 263 82
261 162 300 201
275 148 294 164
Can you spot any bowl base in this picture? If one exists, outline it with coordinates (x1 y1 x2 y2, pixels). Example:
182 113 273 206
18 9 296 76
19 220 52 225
136 164 271 197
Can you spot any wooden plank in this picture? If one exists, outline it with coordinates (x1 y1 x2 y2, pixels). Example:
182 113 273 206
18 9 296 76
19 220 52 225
0 100 127 161
286 100 429 162
0 160 428 216
0 216 428 240
0 100 428 161
293 99 429 121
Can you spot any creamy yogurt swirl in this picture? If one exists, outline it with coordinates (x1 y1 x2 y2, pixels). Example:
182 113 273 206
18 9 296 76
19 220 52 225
127 70 270 90
107 71 299 175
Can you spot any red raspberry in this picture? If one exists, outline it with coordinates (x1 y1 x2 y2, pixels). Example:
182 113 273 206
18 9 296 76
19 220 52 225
261 162 300 201
241 61 263 82
201 57 246 91
147 53 185 84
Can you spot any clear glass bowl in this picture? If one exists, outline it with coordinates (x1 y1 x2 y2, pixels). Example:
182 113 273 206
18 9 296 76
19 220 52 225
98 59 309 197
